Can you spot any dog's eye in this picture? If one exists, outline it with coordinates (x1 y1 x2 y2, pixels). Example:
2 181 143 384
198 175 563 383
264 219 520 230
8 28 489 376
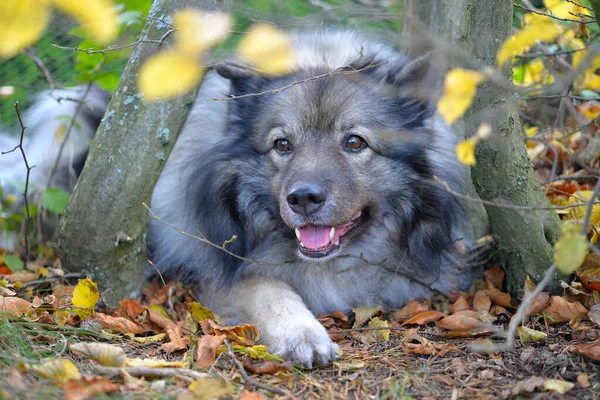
274 138 292 153
345 135 366 151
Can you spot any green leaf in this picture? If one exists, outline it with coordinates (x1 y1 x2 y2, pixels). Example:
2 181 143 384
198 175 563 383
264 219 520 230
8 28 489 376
41 188 70 214
3 254 24 272
22 204 38 218
554 221 588 274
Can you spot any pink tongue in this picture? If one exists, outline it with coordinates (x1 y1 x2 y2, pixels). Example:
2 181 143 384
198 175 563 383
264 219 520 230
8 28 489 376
299 226 331 250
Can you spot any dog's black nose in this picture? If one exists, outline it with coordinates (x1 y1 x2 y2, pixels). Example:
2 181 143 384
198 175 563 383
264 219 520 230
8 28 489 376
287 182 326 215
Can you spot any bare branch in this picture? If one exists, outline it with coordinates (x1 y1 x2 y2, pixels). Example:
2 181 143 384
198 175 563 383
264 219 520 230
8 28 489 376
21 50 56 91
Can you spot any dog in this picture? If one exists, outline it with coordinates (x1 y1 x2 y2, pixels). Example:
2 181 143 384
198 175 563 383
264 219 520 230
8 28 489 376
147 30 472 366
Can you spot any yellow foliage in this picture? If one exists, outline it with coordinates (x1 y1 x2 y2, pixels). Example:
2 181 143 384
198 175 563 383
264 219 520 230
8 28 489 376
437 69 486 125
27 359 81 382
566 190 600 226
543 0 591 19
553 221 588 275
0 0 50 59
72 277 99 318
50 0 118 44
497 15 562 67
138 51 204 100
514 59 554 87
173 10 231 55
237 23 296 76
517 326 547 343
456 138 478 166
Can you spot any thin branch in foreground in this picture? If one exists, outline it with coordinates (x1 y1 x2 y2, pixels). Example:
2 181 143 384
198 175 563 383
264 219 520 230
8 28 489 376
224 340 286 395
90 365 209 380
212 61 388 101
1 102 35 258
21 50 56 91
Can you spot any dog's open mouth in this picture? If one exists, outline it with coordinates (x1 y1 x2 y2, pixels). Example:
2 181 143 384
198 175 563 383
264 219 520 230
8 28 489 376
294 210 362 258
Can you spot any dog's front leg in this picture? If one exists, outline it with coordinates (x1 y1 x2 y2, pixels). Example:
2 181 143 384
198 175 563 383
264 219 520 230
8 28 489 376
221 278 338 367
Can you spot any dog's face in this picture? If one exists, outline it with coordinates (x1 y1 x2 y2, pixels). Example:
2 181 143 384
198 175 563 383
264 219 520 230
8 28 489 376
245 68 437 260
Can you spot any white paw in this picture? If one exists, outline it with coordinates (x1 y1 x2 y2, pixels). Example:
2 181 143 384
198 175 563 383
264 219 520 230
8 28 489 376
261 315 339 367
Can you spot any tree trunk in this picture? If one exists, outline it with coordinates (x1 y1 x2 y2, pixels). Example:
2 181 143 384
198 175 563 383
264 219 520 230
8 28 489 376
402 0 562 295
59 0 224 303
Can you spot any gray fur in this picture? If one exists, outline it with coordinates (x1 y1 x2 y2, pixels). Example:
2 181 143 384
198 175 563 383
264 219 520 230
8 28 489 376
148 30 471 365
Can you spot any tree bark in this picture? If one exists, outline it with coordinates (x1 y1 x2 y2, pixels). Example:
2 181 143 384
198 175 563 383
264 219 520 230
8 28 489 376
402 0 562 295
59 0 225 303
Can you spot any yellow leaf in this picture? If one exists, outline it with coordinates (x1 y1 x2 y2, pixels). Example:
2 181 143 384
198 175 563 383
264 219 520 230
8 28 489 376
173 10 231 55
437 69 485 125
456 138 477 166
27 359 81 382
70 342 126 367
554 221 588 275
497 16 562 67
188 378 233 400
138 51 204 100
188 302 215 322
367 317 391 341
333 359 366 371
352 305 382 328
49 0 117 44
543 0 591 19
72 277 99 317
125 357 186 368
0 0 51 59
237 23 296 76
130 333 167 344
566 191 600 225
517 326 547 343
543 379 575 394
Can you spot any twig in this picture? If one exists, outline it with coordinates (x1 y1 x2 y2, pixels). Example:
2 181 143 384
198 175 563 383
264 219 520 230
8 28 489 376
21 272 84 288
515 2 595 24
212 61 388 101
2 103 35 258
90 365 209 380
224 340 286 395
515 44 600 59
147 260 167 287
582 179 600 234
50 36 172 55
21 50 56 91
47 83 93 188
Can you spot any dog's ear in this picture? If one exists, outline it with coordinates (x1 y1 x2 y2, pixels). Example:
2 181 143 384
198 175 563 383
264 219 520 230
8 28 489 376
382 50 446 100
215 62 265 95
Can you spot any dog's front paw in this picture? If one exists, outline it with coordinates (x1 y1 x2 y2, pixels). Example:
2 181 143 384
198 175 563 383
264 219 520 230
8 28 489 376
262 315 339 367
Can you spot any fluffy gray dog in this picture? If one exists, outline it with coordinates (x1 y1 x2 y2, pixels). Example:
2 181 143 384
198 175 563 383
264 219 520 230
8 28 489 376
148 30 471 366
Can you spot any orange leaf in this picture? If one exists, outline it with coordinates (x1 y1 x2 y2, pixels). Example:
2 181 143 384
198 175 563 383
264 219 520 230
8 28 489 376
91 313 148 334
1 272 36 283
0 295 32 317
524 292 551 320
577 253 600 292
473 290 492 312
240 391 267 400
401 310 445 326
484 266 505 289
401 342 460 356
485 287 513 308
195 334 225 368
119 298 145 320
202 320 260 346
449 295 470 314
391 300 430 322
63 376 120 400
161 320 189 353
243 360 292 375
570 339 600 361
435 314 490 331
540 296 588 324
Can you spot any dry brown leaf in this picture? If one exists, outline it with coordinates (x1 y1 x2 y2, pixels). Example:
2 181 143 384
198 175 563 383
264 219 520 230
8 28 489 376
401 310 445 326
485 287 512 308
436 314 490 331
540 296 588 324
120 370 145 390
53 284 74 307
570 339 600 361
202 320 259 346
195 334 226 368
63 376 121 400
512 376 545 396
161 320 189 353
119 298 145 320
0 295 32 317
448 295 470 314
243 360 293 375
391 300 429 321
401 342 459 356
484 266 505 289
240 391 266 400
70 342 126 367
490 305 511 317
577 374 591 388
0 272 36 283
588 304 600 326
524 292 551 319
318 311 350 328
577 253 600 292
91 313 148 334
27 359 81 382
352 305 382 328
145 306 173 329
473 290 492 312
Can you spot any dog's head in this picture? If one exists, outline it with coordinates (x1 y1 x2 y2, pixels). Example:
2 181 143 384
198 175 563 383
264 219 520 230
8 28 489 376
213 47 461 267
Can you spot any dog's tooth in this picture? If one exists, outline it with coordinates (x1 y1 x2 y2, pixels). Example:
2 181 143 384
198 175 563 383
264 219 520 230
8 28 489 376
295 228 301 240
329 227 335 240
300 241 305 248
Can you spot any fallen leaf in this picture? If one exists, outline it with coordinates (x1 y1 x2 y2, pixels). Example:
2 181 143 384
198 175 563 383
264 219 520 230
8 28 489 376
72 277 99 318
401 342 460 356
202 320 260 346
240 391 266 400
1 272 37 283
554 221 588 274
333 359 366 372
436 314 490 331
570 339 600 361
91 313 148 334
131 333 167 344
402 310 445 326
125 358 187 368
63 376 120 400
578 253 600 291
437 69 486 125
543 379 574 395
161 320 190 353
473 290 492 312
237 23 295 76
485 287 512 308
577 374 591 388
188 378 233 399
221 344 282 361
195 334 225 368
448 295 470 314
517 326 547 343
484 266 505 289
119 298 145 321
188 302 215 322
70 342 126 367
27 358 81 382
523 292 551 320
540 296 588 323
244 360 293 375
391 300 429 321
490 305 511 317
511 376 545 396
0 295 32 317
589 304 600 326
120 370 145 390
360 317 391 342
